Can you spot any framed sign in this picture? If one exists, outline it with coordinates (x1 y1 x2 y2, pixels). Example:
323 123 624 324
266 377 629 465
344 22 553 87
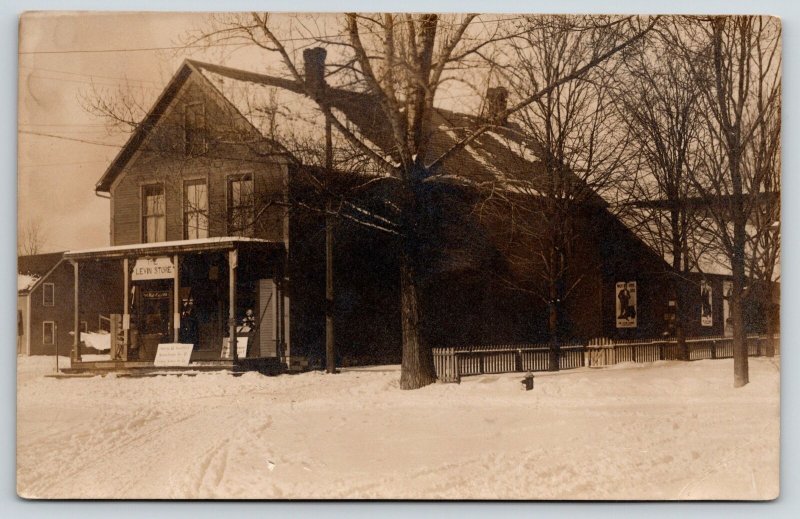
615 281 637 328
723 280 733 336
701 280 713 327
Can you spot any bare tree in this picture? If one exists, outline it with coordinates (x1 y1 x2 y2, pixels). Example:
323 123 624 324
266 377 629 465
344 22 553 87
613 27 705 359
475 15 639 369
90 13 658 388
673 16 781 387
18 217 47 256
198 13 659 388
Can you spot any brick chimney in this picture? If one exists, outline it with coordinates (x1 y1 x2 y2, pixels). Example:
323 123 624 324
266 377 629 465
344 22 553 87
303 47 327 99
485 86 508 125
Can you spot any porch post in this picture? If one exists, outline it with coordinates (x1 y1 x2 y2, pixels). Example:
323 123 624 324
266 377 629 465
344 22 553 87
277 279 284 358
122 257 130 360
173 254 180 343
71 260 81 362
229 249 238 361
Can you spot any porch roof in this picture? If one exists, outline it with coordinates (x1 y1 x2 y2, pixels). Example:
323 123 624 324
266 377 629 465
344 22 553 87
64 237 285 261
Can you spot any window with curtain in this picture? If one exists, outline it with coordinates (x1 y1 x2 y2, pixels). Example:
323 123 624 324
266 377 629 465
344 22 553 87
184 179 209 239
142 184 166 243
227 174 254 237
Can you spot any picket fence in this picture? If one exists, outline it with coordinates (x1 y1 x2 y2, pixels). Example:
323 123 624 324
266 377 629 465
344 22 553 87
432 334 779 383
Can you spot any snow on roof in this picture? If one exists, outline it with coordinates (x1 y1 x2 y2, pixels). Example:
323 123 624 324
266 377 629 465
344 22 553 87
195 63 389 175
18 274 40 293
192 61 550 186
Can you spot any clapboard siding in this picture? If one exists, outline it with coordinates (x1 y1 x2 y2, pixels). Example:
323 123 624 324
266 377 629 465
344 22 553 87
110 74 289 246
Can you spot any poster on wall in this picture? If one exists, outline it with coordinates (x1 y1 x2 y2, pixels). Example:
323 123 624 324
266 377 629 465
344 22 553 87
723 280 733 336
615 281 637 328
701 280 713 327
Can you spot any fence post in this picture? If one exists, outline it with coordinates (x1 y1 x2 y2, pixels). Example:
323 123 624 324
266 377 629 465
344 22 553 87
711 340 716 360
515 348 522 372
658 341 664 361
756 337 762 357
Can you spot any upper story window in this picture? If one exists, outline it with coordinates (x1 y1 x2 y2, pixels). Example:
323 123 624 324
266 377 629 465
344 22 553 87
42 282 54 307
184 179 209 239
228 174 254 237
142 184 166 243
184 103 207 156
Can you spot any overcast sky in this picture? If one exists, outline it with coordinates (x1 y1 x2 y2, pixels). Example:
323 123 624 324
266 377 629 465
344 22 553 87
17 11 286 252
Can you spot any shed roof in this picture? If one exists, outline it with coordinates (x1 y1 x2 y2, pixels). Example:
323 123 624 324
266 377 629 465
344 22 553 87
64 237 284 261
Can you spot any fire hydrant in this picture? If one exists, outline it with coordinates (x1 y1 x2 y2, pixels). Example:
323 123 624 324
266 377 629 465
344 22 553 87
521 371 534 391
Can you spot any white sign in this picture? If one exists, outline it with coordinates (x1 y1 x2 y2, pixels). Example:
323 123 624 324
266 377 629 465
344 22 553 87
701 280 713 327
723 280 733 336
132 257 175 281
616 281 637 328
154 343 194 366
220 337 248 359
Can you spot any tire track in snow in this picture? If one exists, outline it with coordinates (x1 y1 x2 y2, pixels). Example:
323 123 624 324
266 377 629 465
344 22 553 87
21 397 235 498
192 439 232 498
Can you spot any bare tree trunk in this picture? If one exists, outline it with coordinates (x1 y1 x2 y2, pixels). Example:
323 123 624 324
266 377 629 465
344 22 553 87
548 296 560 371
399 253 436 389
674 283 689 361
732 217 749 387
325 208 335 373
547 245 562 371
765 290 777 357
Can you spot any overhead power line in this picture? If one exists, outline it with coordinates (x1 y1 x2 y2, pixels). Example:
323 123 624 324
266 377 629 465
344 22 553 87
18 34 345 55
19 130 122 148
19 64 163 85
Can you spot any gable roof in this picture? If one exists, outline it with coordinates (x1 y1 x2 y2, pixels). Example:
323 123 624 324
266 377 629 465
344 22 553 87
17 252 65 294
94 60 671 270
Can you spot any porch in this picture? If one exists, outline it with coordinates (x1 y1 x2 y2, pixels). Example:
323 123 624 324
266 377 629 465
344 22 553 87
63 237 289 372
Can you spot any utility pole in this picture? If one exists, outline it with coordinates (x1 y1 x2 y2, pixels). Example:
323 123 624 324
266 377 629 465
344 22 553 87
325 115 336 374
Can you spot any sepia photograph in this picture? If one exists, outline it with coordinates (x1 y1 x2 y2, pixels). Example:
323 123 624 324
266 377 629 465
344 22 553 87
16 11 781 500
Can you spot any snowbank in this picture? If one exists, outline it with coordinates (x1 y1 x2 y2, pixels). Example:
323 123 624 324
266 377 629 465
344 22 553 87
16 357 780 500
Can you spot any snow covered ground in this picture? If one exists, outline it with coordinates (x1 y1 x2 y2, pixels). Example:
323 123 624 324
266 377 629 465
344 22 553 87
16 356 779 500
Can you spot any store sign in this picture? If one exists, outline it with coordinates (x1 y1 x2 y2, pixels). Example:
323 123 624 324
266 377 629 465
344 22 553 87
220 337 248 360
132 257 175 281
143 290 170 299
615 281 638 328
154 343 194 366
